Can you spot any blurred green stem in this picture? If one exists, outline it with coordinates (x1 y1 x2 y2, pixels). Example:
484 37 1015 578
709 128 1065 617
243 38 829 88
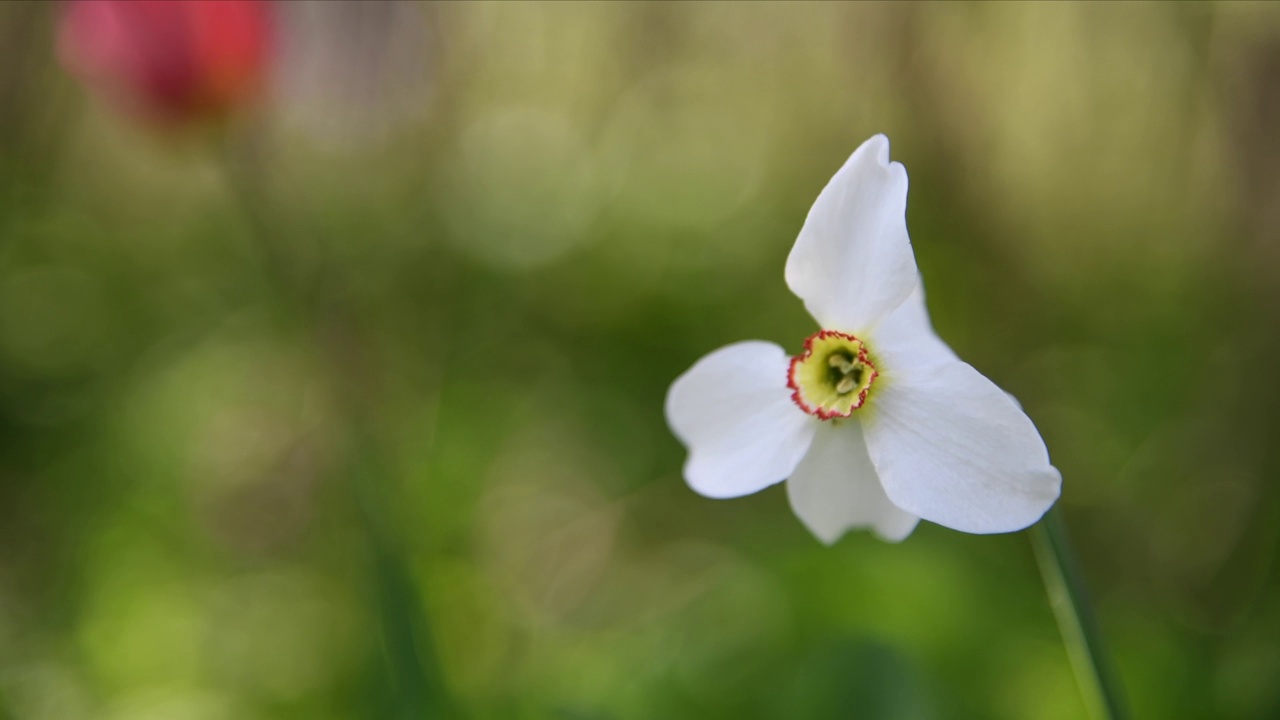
1030 507 1130 720
221 134 455 720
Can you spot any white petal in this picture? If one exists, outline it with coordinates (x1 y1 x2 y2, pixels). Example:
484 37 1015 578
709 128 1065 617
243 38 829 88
666 341 817 499
871 282 958 374
787 422 919 544
785 134 919 334
863 361 1061 534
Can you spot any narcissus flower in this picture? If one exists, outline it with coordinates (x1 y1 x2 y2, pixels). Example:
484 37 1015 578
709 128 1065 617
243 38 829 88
58 0 274 126
665 135 1060 543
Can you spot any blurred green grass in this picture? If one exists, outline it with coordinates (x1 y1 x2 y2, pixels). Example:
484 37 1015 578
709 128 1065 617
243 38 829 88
2 2 1280 719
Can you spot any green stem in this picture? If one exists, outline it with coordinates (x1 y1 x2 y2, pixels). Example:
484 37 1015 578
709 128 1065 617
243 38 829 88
220 134 456 719
1030 506 1130 720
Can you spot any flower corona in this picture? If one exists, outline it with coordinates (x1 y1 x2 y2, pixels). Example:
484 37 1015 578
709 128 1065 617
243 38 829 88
788 331 878 419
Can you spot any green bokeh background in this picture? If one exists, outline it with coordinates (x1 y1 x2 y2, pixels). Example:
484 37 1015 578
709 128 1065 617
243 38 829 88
2 2 1279 719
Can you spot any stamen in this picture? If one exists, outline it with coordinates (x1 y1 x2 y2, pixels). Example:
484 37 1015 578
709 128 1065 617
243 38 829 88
828 354 856 374
835 376 857 394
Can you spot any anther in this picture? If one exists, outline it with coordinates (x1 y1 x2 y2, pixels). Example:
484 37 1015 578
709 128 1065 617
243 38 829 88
828 354 856 373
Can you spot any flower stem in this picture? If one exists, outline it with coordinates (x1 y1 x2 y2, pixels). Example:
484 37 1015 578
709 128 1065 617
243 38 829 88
1030 507 1130 720
221 133 457 719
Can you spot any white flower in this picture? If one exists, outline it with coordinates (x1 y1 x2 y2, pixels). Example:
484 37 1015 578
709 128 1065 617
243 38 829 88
665 135 1061 544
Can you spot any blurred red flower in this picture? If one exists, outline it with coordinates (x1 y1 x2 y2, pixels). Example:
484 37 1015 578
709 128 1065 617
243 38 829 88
58 0 274 125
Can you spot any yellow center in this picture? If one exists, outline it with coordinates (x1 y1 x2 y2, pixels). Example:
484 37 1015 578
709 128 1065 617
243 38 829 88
787 330 878 419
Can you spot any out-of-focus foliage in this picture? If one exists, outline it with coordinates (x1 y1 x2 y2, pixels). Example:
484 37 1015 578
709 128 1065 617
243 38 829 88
1 2 1279 719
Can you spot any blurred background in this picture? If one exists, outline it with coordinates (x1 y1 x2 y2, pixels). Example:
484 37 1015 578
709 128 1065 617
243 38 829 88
1 2 1279 719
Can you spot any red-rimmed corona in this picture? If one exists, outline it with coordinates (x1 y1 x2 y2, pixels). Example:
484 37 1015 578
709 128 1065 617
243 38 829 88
788 330 878 419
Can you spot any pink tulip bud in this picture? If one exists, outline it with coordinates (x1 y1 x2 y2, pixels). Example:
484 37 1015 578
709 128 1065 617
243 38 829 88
58 0 274 126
